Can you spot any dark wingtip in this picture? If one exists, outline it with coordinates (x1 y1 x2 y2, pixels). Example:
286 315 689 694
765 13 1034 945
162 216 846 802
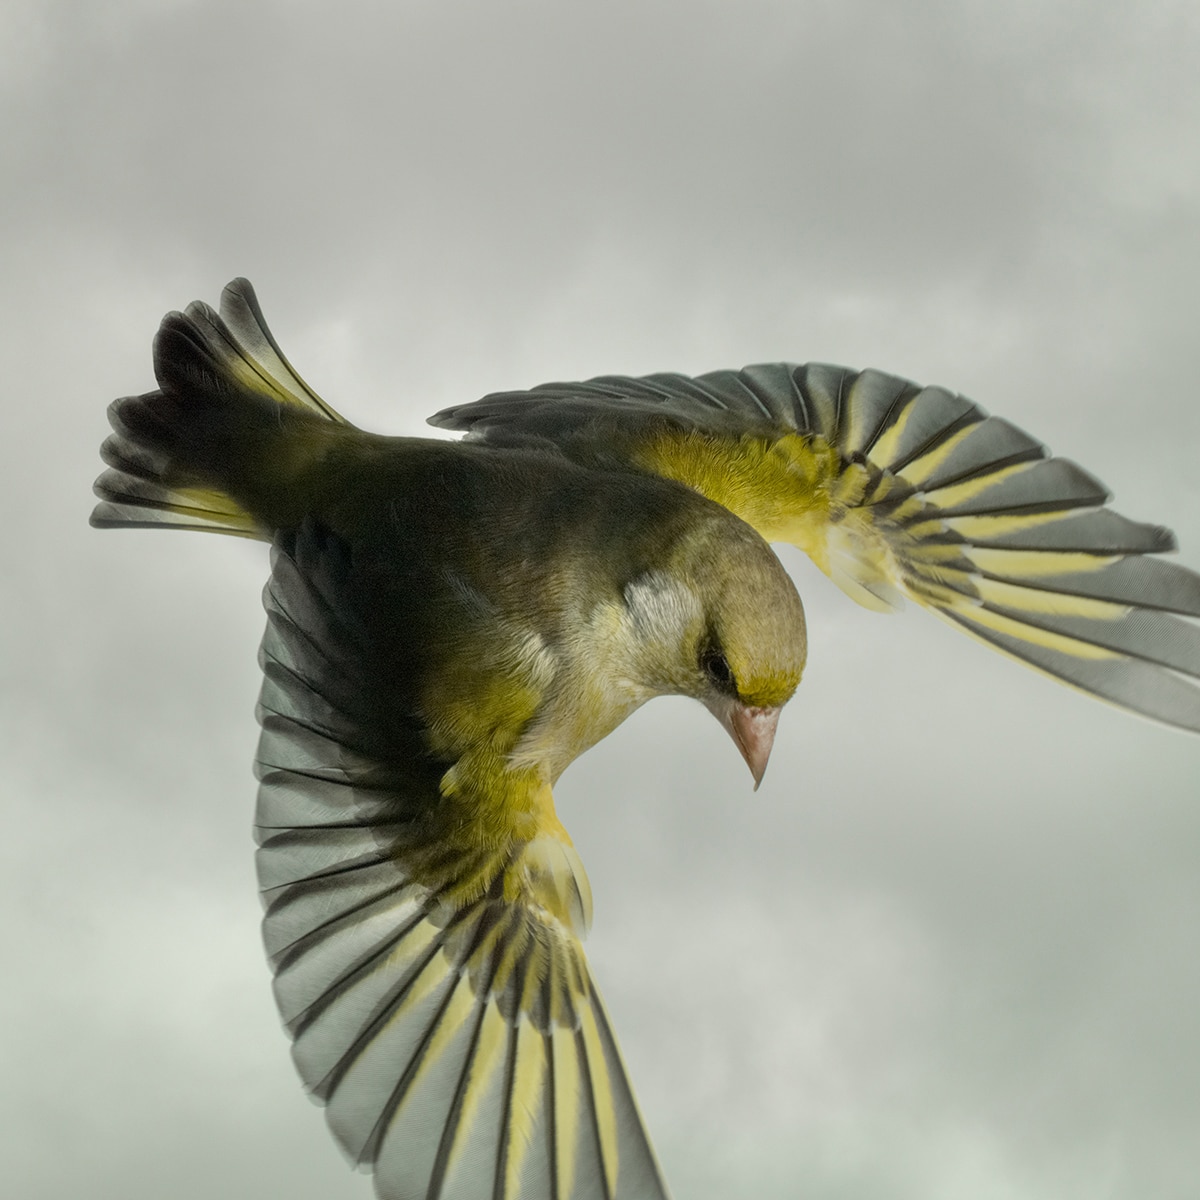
1152 525 1179 554
220 276 260 318
426 405 463 430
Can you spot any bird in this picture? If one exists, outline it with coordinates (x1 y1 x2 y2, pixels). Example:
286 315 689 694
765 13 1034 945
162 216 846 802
92 278 1200 1200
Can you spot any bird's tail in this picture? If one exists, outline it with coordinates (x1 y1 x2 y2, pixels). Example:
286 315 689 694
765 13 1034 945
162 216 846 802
91 278 347 539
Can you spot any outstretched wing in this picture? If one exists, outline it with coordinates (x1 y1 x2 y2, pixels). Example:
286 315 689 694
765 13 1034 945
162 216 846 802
431 363 1200 734
255 524 669 1200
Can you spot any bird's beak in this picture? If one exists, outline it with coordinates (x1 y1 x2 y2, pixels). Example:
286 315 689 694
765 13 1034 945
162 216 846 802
706 699 782 790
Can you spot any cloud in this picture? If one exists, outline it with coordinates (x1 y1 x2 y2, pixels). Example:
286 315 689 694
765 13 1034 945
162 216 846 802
4 2 1199 1198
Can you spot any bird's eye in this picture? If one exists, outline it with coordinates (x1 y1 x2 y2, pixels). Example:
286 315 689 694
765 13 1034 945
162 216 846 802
701 646 736 693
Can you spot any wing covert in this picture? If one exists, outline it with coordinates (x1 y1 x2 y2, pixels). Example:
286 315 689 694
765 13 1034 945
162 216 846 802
254 523 669 1200
431 363 1200 734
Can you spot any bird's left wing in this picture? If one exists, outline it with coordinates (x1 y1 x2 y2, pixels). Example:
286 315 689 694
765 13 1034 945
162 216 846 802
431 363 1200 733
255 524 669 1200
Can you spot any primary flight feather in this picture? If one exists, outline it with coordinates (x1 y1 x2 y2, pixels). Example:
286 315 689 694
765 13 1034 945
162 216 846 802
92 279 1200 1200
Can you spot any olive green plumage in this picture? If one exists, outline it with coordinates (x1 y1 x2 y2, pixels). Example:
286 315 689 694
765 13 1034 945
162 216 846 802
93 278 1200 1200
93 279 807 1200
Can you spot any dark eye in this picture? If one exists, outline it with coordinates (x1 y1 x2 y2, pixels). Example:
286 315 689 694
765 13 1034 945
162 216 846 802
701 645 736 693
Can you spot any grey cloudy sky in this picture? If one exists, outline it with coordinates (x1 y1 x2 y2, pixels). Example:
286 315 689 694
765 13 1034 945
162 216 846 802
3 1 1199 1197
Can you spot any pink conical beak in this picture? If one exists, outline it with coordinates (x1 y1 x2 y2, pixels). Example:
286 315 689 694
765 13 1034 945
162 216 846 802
708 700 782 790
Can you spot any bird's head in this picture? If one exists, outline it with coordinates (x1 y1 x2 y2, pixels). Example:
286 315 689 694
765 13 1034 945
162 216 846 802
622 513 807 788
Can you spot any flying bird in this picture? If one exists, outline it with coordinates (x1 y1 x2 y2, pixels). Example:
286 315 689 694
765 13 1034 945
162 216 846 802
92 279 1200 1200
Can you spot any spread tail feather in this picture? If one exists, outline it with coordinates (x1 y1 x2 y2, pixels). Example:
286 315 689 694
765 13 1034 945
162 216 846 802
91 278 344 538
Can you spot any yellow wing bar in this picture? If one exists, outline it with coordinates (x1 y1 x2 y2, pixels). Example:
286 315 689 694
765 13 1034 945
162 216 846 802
432 363 1200 733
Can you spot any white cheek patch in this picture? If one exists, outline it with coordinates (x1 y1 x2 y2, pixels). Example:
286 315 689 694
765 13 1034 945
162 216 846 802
622 570 701 644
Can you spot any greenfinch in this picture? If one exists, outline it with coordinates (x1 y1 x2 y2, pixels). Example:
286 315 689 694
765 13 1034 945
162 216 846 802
92 279 1200 1200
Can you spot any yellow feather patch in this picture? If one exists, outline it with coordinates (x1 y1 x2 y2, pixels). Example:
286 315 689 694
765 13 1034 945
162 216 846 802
551 1025 583 1196
905 577 979 607
512 832 594 936
972 576 1129 619
920 459 1036 509
503 1020 547 1198
447 1003 510 1174
885 493 933 524
229 354 314 412
154 485 261 536
966 548 1120 577
906 541 976 565
631 429 841 550
952 605 1121 659
944 510 1078 539
579 1011 619 1196
867 403 922 467
399 971 478 1103
827 460 873 509
895 425 976 486
824 518 905 613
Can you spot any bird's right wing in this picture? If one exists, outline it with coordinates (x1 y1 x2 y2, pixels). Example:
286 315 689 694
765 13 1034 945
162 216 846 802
432 363 1200 734
254 524 670 1200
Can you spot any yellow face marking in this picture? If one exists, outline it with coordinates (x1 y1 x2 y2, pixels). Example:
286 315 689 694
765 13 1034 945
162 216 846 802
736 676 801 710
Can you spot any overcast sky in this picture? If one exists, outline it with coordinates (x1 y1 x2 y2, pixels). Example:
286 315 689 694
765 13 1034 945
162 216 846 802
3 2 1199 1198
